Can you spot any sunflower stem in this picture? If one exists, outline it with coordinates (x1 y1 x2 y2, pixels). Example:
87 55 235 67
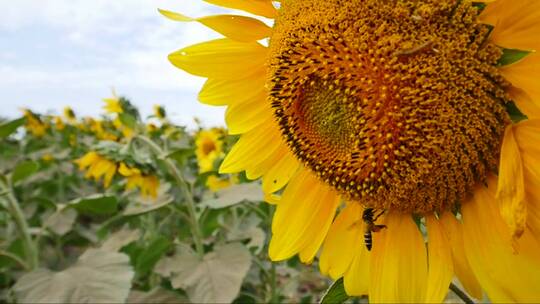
449 282 474 304
135 135 205 257
0 178 38 269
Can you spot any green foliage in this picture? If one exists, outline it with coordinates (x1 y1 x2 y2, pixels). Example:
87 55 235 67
498 48 531 66
0 103 330 303
320 278 349 304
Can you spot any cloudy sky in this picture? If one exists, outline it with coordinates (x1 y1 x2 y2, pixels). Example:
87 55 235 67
1 1 250 127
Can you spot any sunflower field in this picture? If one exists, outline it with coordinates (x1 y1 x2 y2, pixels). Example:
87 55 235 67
0 99 329 303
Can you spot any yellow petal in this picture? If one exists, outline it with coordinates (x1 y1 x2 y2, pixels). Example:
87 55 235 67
462 175 540 302
319 203 362 280
103 163 117 188
169 38 267 79
369 212 427 303
225 90 271 134
203 0 277 18
514 119 540 245
199 71 266 106
269 169 339 261
501 53 540 116
219 118 282 174
424 215 453 303
439 212 483 299
298 187 340 263
75 151 98 170
244 144 286 180
343 240 370 297
262 151 300 194
481 0 540 51
159 10 271 42
497 125 527 240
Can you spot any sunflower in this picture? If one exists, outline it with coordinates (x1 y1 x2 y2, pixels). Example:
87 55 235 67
195 128 225 173
153 104 167 120
103 93 124 114
75 151 118 188
22 109 48 137
63 106 76 122
118 162 159 198
165 0 540 302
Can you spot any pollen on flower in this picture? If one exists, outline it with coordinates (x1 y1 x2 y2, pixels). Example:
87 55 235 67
268 0 512 213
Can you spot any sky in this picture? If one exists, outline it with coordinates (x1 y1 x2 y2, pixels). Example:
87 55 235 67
0 1 248 128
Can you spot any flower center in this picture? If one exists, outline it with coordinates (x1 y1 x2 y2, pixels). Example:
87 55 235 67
202 139 217 155
268 0 512 213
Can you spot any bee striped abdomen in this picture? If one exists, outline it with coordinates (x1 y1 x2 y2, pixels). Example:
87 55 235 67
364 231 373 251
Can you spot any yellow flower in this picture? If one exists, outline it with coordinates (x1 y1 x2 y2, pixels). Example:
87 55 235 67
167 0 540 302
63 107 76 122
53 116 65 131
118 162 159 198
22 109 48 137
195 128 225 173
153 104 166 120
113 117 134 139
42 154 54 162
146 123 158 133
75 151 117 188
103 92 123 114
206 175 235 192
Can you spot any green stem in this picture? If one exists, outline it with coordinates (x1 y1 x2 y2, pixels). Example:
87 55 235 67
0 179 38 269
0 250 29 270
135 135 205 257
270 262 279 303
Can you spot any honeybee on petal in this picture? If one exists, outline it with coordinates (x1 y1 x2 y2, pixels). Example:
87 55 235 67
362 208 387 251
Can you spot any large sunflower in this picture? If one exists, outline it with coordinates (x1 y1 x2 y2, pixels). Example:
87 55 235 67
164 0 540 302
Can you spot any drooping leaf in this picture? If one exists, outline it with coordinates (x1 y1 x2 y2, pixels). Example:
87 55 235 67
498 48 531 66
0 117 25 138
69 194 118 215
320 278 350 304
119 113 138 129
13 249 134 303
101 226 141 252
43 208 77 236
158 243 251 303
202 183 263 209
11 160 40 184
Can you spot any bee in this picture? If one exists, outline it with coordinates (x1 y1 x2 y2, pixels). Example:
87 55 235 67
362 208 386 251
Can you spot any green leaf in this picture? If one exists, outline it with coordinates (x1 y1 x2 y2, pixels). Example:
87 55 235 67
122 195 173 216
498 48 531 66
320 278 350 304
136 236 171 274
0 117 25 138
13 249 134 303
11 160 40 184
167 148 195 166
506 102 528 123
157 243 251 303
69 194 118 215
119 113 138 129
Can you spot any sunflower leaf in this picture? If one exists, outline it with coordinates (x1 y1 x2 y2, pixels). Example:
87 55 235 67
320 278 349 304
0 117 26 138
505 102 527 123
498 48 531 66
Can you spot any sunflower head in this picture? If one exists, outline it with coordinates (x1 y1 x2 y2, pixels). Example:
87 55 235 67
268 0 513 213
195 128 225 173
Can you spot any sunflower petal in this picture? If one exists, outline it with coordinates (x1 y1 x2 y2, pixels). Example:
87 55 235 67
425 215 453 303
269 169 339 261
225 91 271 134
262 151 300 194
439 212 483 299
169 38 267 79
343 242 370 296
497 125 527 240
514 119 540 245
369 212 427 303
159 9 271 42
481 0 540 51
462 175 540 302
203 0 277 18
501 53 540 117
198 72 266 106
319 203 362 280
219 117 282 174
